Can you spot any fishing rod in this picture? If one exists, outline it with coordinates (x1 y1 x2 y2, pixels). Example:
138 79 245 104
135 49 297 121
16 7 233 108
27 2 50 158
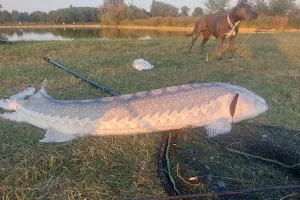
144 184 300 200
43 57 119 97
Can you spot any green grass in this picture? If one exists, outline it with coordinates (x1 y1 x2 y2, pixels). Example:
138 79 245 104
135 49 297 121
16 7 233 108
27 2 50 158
0 32 300 199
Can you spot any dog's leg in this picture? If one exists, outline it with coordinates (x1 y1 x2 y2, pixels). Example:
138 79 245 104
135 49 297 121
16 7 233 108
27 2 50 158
188 33 200 54
228 37 236 59
200 31 211 54
200 38 209 54
218 37 224 60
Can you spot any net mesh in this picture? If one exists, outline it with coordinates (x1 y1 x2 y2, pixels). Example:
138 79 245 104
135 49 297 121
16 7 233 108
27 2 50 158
158 123 300 199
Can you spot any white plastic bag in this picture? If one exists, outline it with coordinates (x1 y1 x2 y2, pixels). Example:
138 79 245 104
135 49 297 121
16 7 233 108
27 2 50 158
133 59 154 71
138 36 151 40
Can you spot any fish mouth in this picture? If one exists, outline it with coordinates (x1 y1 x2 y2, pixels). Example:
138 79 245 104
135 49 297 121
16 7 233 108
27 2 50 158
232 113 258 124
233 107 268 124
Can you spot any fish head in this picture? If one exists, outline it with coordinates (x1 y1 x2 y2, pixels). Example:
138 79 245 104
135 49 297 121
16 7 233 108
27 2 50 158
230 89 269 123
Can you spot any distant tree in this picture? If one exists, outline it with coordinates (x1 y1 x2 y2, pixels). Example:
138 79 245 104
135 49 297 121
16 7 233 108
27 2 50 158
47 10 57 23
192 7 204 16
30 11 47 22
77 8 91 22
250 0 269 15
99 0 127 24
68 5 79 22
55 9 69 23
18 12 30 22
90 8 99 22
150 0 179 17
0 7 99 24
204 0 230 14
80 7 98 23
180 6 190 16
126 5 149 20
289 6 300 28
11 10 19 22
269 0 296 16
0 10 12 23
0 5 2 10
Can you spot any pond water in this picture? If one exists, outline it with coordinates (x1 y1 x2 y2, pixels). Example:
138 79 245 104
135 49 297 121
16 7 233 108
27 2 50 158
0 28 189 41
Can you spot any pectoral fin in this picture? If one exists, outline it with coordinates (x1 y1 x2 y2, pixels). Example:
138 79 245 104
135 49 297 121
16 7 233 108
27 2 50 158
39 127 76 143
205 120 232 138
230 93 239 119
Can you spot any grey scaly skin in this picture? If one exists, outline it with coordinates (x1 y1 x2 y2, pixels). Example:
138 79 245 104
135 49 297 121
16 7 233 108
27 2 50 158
0 80 269 143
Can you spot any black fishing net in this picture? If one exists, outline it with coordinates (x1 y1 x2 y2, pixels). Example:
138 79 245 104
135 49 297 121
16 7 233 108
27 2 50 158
158 123 300 199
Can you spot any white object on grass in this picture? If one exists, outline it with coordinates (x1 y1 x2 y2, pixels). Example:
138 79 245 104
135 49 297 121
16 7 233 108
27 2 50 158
138 36 151 40
133 59 154 71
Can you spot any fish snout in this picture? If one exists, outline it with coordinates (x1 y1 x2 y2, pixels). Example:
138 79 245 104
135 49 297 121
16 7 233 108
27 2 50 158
255 98 269 114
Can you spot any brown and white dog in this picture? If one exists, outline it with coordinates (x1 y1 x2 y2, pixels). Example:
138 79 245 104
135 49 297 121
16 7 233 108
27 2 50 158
187 0 258 60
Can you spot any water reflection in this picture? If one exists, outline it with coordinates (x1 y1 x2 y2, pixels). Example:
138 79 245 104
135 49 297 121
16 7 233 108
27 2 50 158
1 31 73 41
0 28 188 41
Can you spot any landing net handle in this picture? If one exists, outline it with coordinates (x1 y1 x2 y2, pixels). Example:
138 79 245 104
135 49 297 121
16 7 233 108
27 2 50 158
43 57 119 97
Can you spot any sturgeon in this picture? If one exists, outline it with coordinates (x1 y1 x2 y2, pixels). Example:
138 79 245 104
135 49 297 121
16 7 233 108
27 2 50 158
0 80 269 143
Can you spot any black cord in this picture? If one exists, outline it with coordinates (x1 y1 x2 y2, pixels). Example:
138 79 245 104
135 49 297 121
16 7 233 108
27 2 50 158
142 184 300 200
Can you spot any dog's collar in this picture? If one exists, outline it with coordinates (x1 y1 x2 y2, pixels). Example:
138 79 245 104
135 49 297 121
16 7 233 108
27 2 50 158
225 14 240 38
227 14 240 28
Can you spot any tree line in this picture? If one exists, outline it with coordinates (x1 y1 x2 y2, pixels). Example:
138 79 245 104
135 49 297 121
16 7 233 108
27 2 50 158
0 0 299 26
0 5 98 24
100 0 300 28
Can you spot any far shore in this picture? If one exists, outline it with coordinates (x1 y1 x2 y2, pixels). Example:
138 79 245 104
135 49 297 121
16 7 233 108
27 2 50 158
0 24 299 33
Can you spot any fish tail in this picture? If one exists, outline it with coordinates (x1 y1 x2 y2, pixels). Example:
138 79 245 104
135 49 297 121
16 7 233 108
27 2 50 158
0 99 15 110
9 87 36 101
0 87 35 111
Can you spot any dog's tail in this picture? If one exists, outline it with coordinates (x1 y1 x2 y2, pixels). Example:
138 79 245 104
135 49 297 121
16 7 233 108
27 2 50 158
186 32 194 37
186 23 198 37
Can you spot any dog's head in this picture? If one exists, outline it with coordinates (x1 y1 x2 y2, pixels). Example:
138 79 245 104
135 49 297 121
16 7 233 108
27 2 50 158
235 0 258 21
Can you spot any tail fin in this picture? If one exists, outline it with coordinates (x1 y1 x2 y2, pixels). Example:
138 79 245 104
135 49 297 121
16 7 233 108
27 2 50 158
0 99 15 110
0 87 35 111
10 87 35 101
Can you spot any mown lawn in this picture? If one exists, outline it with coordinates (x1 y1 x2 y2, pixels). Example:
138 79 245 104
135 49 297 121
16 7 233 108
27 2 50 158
0 32 300 199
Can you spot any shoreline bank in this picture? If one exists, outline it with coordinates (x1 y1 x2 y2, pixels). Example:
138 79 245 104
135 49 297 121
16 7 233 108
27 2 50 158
0 24 299 33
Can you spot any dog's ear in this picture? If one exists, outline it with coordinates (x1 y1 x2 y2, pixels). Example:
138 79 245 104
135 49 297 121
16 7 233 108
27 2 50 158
237 0 248 7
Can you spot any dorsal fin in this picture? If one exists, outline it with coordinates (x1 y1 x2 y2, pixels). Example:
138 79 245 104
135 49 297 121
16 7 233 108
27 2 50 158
40 79 48 95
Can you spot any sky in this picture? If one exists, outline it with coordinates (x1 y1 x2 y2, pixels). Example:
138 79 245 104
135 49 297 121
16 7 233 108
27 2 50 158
0 0 239 13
